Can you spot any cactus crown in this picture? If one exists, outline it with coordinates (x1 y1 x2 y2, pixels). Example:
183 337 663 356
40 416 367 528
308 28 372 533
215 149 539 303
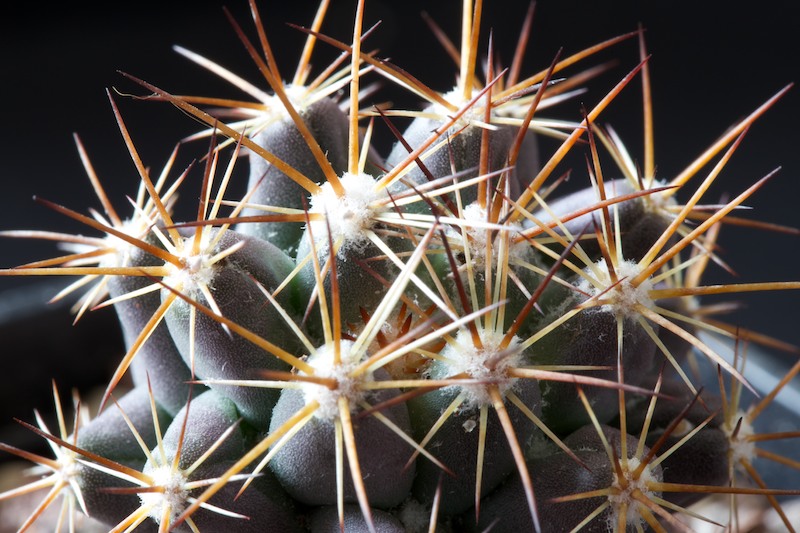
1 1 799 532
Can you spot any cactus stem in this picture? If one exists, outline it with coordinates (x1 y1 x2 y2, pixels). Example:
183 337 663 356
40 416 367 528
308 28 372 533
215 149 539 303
100 292 178 412
488 386 541 533
406 390 467 471
174 400 318 529
225 9 347 197
337 395 376 533
158 275 313 373
2 2 799 530
99 390 252 530
505 391 585 468
567 387 674 530
512 185 675 246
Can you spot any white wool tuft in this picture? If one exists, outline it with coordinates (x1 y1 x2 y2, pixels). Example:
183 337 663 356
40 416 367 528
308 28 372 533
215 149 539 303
308 172 385 255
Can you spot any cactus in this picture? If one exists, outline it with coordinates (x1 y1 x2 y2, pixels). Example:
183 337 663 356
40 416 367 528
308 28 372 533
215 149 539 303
2 1 800 531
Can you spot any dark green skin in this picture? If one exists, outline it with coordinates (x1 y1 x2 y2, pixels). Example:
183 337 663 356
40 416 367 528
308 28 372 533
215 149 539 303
620 378 728 508
654 426 729 508
163 228 305 431
76 465 157 533
176 459 304 533
308 505 406 533
149 388 246 468
237 97 350 255
407 369 542 518
106 233 197 416
385 115 517 214
77 386 172 466
460 425 662 533
75 386 171 530
526 302 658 435
294 230 416 342
526 178 675 265
144 389 302 533
445 244 570 340
508 132 541 200
267 367 415 510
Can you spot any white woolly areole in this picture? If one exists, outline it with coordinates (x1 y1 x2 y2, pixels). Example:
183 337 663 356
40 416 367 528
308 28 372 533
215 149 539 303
724 410 757 467
93 216 156 269
163 234 217 295
397 498 431 533
260 83 310 123
302 340 373 422
54 449 81 489
432 87 485 128
607 456 660 530
448 202 528 270
279 84 308 109
579 259 654 319
440 328 522 410
140 464 189 523
308 172 385 254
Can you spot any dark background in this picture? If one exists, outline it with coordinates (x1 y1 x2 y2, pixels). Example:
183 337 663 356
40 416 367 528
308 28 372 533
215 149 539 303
1 1 798 454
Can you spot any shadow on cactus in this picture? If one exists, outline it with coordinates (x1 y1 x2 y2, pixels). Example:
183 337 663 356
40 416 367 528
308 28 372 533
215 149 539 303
1 0 799 532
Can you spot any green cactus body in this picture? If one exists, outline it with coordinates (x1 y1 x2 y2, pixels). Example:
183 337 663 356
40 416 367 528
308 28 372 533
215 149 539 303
105 236 197 416
239 96 351 254
463 425 664 532
141 389 302 532
527 178 677 264
2 1 798 532
268 341 416 509
308 505 406 533
162 227 303 430
74 387 173 528
386 112 518 213
526 287 658 434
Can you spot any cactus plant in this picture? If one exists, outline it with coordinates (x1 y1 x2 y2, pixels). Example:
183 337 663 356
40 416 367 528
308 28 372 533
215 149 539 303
2 1 800 532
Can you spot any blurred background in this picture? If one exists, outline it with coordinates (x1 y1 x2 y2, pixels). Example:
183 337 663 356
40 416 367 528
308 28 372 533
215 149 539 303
0 0 797 460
